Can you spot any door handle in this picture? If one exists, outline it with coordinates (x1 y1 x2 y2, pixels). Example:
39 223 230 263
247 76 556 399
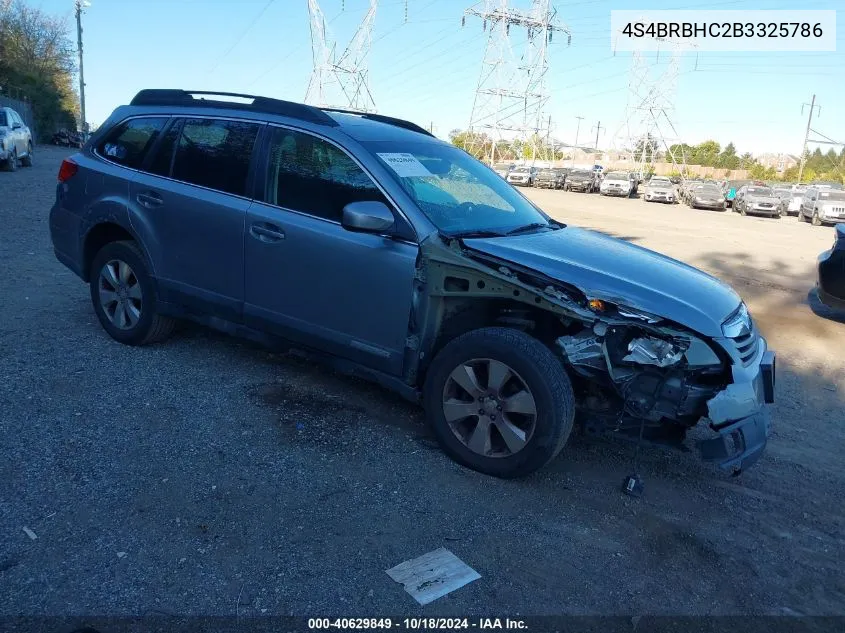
136 191 163 208
249 223 286 243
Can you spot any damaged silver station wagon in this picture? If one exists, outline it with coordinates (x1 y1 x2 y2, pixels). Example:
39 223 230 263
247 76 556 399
49 90 776 478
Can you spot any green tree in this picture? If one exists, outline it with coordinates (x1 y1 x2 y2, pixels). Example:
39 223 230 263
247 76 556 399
0 0 79 139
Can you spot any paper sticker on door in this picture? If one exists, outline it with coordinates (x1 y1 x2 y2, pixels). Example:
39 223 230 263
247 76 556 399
377 153 432 178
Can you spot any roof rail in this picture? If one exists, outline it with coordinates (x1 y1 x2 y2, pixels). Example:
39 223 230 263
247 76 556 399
129 89 339 127
320 107 434 137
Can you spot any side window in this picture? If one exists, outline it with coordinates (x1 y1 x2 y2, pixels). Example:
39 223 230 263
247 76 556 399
97 117 166 169
171 119 260 197
264 126 388 222
147 120 182 177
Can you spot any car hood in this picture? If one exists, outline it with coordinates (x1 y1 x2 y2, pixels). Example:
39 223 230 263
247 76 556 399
747 195 780 205
647 186 673 194
464 228 741 337
603 179 629 185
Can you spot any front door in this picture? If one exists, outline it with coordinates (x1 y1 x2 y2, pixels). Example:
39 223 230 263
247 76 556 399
243 125 418 376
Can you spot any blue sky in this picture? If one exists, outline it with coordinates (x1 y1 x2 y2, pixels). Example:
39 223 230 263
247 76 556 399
39 0 844 155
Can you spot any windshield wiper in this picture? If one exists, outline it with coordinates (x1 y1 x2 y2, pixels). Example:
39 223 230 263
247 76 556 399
505 222 553 236
446 229 507 239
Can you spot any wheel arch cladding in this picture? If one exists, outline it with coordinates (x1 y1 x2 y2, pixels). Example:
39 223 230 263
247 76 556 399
82 222 151 280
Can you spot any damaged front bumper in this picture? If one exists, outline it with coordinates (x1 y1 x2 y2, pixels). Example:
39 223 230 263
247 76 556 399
700 346 776 473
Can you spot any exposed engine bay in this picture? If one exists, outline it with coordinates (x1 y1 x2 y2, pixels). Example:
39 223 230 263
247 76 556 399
557 323 728 447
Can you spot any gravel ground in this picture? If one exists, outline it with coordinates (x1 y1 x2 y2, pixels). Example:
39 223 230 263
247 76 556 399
1 148 844 617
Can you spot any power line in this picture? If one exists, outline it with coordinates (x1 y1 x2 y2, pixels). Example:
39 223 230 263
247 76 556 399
207 0 276 75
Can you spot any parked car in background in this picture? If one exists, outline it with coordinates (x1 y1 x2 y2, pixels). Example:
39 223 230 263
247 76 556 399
491 162 515 179
722 180 750 208
0 106 34 171
599 171 633 197
817 224 845 311
800 187 845 226
49 88 777 477
643 176 676 204
783 186 806 216
689 183 727 211
565 169 597 193
534 167 566 189
506 166 537 187
772 187 794 216
680 180 703 204
733 185 782 218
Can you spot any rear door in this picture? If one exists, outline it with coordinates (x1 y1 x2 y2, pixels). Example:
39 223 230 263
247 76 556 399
243 125 418 375
128 117 262 320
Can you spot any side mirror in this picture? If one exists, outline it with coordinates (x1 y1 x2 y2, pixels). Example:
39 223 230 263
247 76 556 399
12 122 21 130
341 201 395 234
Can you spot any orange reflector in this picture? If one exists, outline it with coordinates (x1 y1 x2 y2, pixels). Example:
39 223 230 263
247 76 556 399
588 299 607 311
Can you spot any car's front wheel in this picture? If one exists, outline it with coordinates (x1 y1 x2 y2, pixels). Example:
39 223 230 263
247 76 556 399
4 148 17 171
812 210 822 226
20 143 33 167
89 240 176 346
423 327 575 478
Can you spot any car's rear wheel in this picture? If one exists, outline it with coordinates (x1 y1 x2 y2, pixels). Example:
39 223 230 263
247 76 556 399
5 148 17 171
89 240 176 346
423 327 575 478
21 143 33 167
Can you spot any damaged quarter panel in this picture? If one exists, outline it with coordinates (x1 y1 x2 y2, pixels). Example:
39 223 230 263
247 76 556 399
463 228 741 337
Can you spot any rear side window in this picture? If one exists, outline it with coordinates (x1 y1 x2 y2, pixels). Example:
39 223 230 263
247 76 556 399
97 117 166 169
263 126 388 222
171 119 260 197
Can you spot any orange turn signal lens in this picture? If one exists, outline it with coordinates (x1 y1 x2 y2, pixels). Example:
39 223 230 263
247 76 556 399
588 299 607 311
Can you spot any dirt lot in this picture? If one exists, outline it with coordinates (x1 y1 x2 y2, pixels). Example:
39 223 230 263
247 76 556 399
1 148 844 617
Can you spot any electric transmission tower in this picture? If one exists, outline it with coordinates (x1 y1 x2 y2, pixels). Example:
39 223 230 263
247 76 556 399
612 25 692 180
305 0 378 112
464 0 570 165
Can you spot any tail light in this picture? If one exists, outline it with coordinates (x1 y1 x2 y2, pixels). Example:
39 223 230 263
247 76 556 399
57 158 78 183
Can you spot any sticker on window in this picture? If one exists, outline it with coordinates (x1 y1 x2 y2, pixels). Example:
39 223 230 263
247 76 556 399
377 153 432 178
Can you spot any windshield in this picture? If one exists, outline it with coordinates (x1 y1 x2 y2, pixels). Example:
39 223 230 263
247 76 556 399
748 187 773 196
491 163 511 171
819 191 845 201
605 172 628 180
773 189 792 197
571 170 592 178
697 186 722 194
367 141 549 235
649 178 671 186
512 167 530 173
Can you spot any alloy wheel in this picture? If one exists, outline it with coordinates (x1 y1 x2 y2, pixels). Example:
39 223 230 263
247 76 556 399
442 358 537 458
98 259 143 330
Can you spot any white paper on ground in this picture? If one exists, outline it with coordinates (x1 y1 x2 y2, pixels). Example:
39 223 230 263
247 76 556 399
385 547 481 605
376 153 433 178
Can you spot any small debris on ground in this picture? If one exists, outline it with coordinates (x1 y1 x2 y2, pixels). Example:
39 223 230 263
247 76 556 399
117 552 127 558
386 547 481 605
22 527 37 541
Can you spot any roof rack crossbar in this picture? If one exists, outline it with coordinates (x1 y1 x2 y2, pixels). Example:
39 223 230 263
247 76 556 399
319 107 434 137
129 89 339 127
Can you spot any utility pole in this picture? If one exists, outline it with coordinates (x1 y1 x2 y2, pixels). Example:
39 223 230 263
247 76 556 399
798 94 820 182
574 115 584 147
74 0 89 135
592 121 604 150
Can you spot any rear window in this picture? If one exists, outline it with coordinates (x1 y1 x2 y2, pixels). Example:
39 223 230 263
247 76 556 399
171 119 260 197
97 117 166 169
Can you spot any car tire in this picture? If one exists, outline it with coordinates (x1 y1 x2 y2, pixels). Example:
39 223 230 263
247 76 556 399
89 240 176 346
812 211 822 226
423 327 575 479
5 148 17 172
20 143 33 167
739 203 747 216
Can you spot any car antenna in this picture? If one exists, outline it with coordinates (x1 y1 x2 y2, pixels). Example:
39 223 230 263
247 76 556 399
622 417 647 497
